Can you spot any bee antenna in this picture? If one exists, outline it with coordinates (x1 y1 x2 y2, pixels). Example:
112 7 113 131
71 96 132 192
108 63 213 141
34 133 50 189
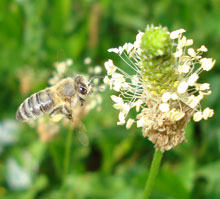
88 76 105 94
88 76 104 85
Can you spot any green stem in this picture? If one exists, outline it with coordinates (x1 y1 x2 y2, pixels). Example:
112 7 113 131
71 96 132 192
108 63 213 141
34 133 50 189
62 127 74 191
49 143 62 177
143 149 163 199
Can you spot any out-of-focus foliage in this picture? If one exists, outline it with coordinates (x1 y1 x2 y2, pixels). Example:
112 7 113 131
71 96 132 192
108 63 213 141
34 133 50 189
0 0 220 198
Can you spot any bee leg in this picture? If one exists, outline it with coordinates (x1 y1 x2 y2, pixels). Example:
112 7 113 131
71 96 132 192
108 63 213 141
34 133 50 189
78 97 85 106
49 105 64 122
49 106 63 117
49 105 72 120
61 105 72 120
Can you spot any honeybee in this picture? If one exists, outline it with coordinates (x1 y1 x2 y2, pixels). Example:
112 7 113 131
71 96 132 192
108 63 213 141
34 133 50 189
16 75 90 122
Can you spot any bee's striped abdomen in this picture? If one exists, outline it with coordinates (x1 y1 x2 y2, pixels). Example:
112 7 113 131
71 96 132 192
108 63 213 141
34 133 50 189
16 89 55 122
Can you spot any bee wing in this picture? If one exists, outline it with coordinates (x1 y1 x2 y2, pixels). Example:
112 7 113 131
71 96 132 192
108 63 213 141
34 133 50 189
71 117 89 147
76 127 89 147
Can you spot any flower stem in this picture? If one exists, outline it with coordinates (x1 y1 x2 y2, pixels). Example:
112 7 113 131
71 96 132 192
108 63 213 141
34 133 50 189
62 127 73 191
143 149 163 199
49 142 62 177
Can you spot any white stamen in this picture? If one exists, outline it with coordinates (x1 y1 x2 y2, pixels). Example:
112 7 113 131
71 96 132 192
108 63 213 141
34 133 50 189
159 103 170 112
117 112 126 125
200 58 215 71
174 50 183 58
133 99 143 112
134 32 144 48
193 111 203 122
170 29 186 39
177 81 188 94
126 118 134 129
171 93 178 100
111 95 123 104
203 108 214 120
186 39 193 46
137 118 145 127
198 83 210 91
178 64 190 73
187 73 199 86
108 48 119 54
197 45 208 52
162 92 171 102
104 59 116 75
188 48 196 57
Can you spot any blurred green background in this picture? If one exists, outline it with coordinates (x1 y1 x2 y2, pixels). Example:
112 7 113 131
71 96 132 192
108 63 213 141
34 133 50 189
0 0 220 198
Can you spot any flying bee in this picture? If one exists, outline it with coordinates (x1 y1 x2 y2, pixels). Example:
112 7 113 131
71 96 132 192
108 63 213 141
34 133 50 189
16 75 91 122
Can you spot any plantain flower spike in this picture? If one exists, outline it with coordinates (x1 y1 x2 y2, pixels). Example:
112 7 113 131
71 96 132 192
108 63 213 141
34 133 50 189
104 25 215 152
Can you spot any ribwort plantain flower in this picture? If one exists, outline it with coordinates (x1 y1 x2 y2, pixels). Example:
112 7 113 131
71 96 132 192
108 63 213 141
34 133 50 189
104 25 215 151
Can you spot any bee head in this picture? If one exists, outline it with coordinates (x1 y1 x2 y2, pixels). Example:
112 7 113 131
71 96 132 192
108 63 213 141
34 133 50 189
74 75 89 96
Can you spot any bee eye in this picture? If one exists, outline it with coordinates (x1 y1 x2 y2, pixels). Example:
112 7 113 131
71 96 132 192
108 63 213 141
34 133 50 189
78 85 87 95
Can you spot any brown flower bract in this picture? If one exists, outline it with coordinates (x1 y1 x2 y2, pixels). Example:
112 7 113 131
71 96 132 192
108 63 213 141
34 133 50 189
139 103 194 151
